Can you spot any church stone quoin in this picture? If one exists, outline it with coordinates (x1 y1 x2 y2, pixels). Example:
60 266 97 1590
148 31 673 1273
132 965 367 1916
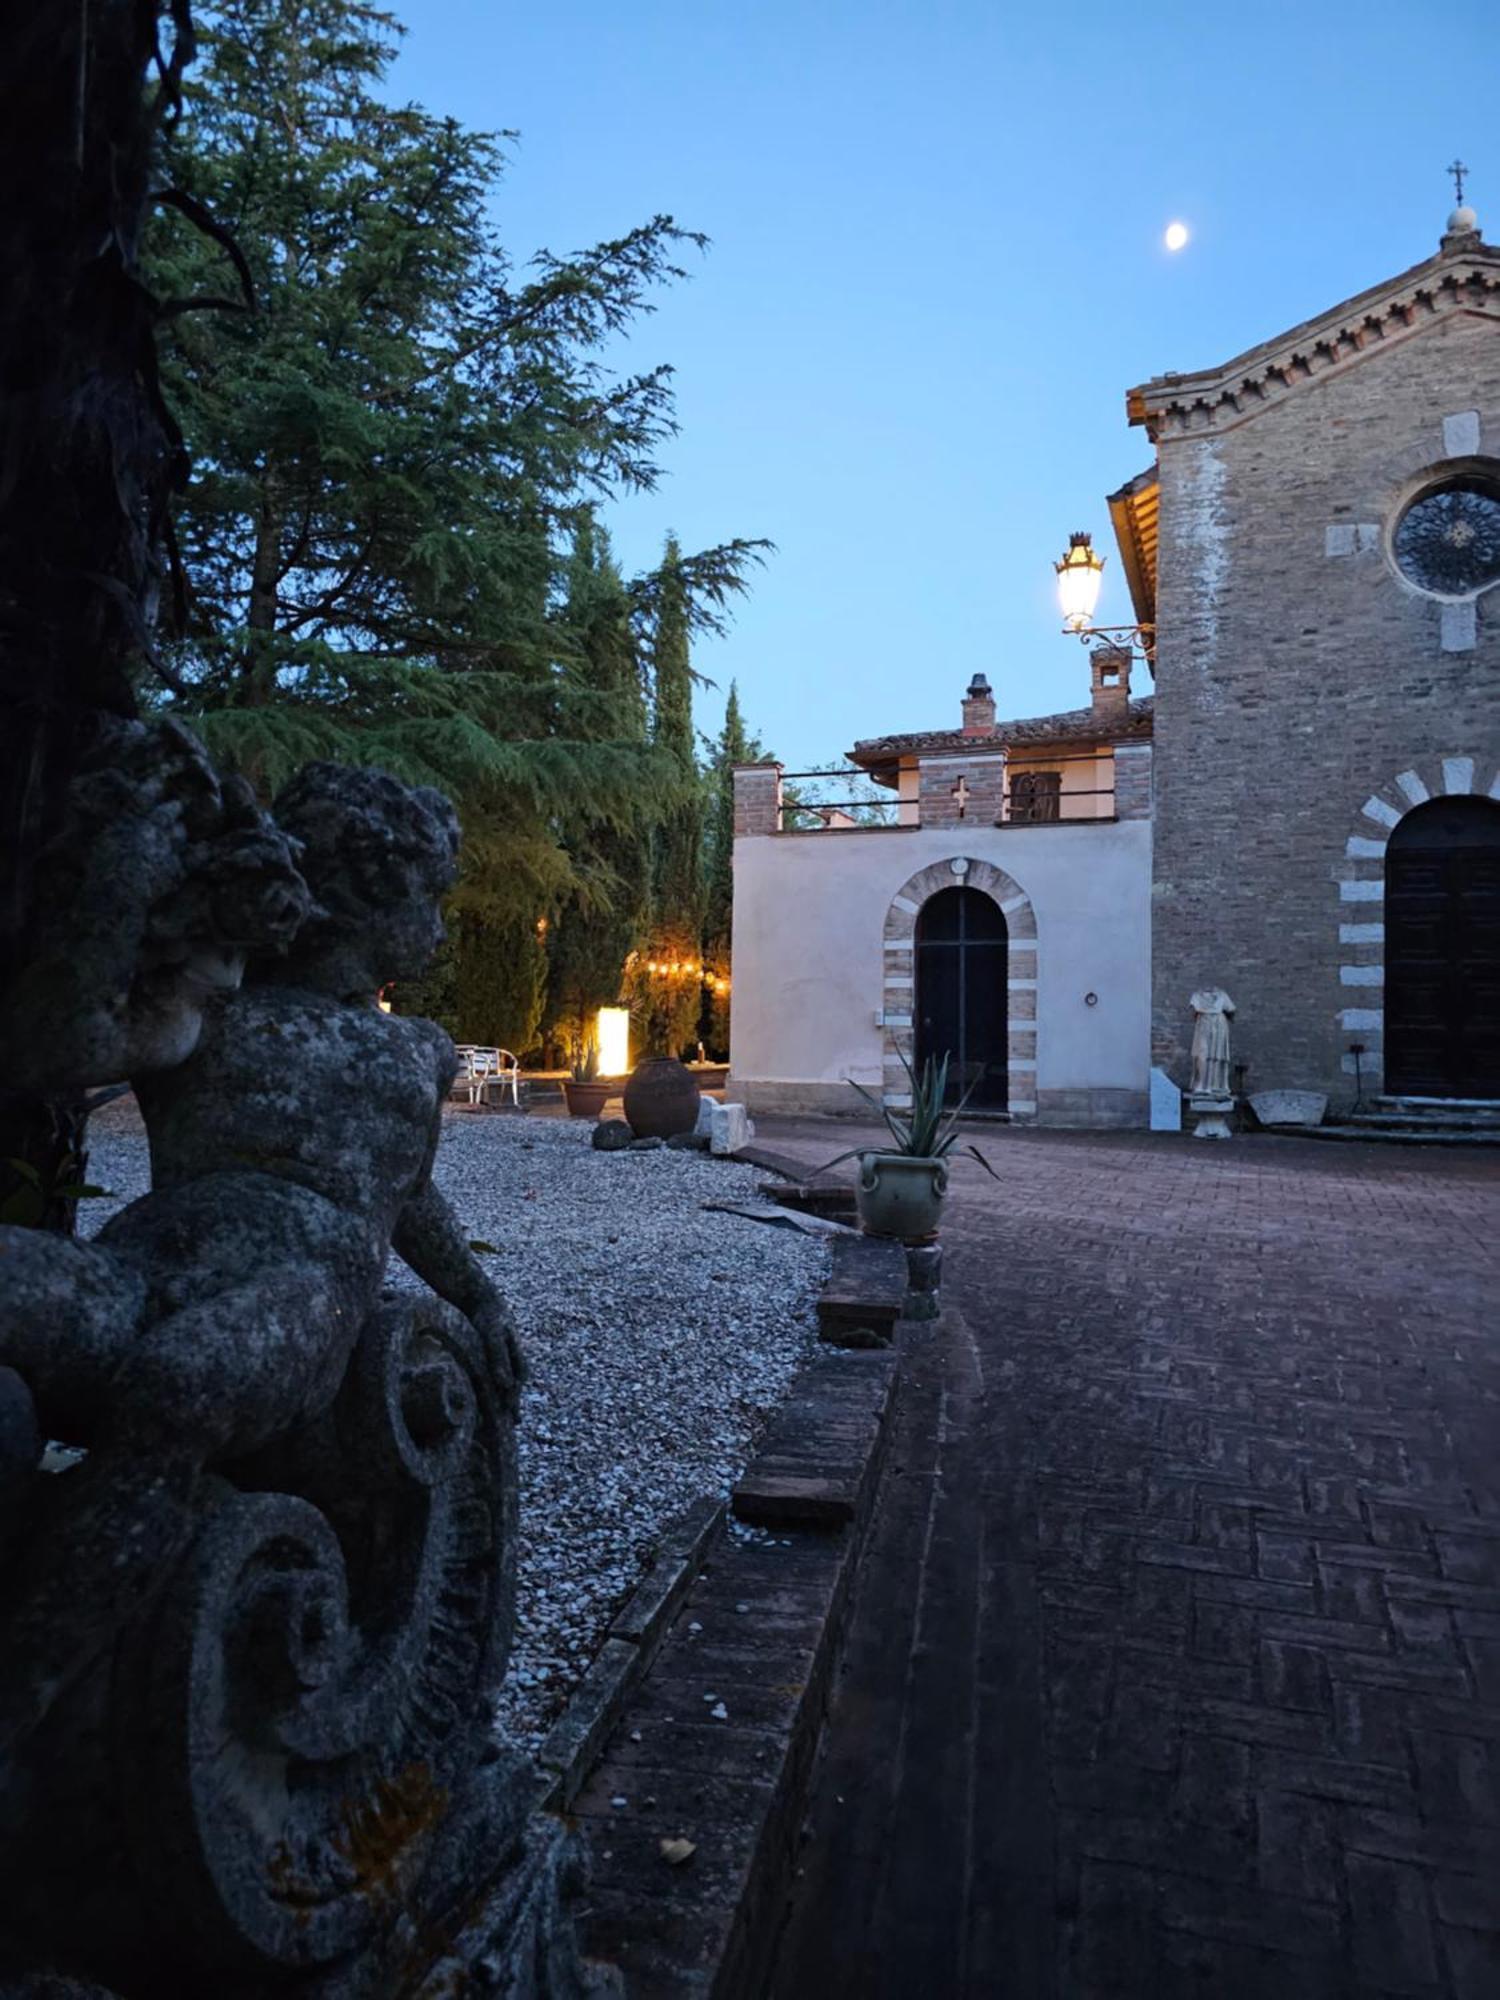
1117 204 1500 1106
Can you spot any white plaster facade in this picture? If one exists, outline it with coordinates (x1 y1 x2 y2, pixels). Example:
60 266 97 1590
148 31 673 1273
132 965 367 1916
728 817 1152 1126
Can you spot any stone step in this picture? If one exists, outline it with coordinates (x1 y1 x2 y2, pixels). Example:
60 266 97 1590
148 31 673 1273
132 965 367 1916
1362 1097 1500 1130
1349 1109 1500 1134
1301 1121 1500 1148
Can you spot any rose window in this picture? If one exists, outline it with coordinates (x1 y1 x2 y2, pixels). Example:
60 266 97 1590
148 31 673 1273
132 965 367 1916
1392 477 1500 598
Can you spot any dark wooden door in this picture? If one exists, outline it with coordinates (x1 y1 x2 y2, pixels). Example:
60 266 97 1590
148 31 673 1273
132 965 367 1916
915 886 1008 1107
1385 797 1500 1098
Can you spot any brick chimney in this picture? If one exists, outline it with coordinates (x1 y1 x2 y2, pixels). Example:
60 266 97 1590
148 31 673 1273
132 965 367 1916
1089 645 1131 722
961 672 996 736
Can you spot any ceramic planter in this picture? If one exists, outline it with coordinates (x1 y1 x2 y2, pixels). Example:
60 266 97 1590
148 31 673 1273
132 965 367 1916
856 1151 948 1241
563 1079 613 1120
622 1056 702 1139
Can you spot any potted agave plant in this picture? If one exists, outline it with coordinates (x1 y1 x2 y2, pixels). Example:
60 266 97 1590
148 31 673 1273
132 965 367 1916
563 1038 612 1120
821 1048 999 1240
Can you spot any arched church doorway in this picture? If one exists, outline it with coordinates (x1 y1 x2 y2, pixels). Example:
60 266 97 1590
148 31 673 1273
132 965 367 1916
1385 795 1500 1098
915 886 1008 1108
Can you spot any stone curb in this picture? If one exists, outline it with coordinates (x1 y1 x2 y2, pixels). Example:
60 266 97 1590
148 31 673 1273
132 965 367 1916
572 1342 902 1997
816 1233 908 1348
729 1143 815 1182
536 1495 724 1810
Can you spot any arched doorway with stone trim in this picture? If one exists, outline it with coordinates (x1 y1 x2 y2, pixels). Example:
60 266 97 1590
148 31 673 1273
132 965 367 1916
915 887 1009 1108
1338 755 1500 1099
1385 795 1500 1097
881 857 1039 1122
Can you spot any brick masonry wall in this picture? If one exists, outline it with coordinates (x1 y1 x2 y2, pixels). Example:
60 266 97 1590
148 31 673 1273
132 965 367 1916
732 762 782 838
917 753 1007 829
1150 307 1500 1103
1114 743 1152 821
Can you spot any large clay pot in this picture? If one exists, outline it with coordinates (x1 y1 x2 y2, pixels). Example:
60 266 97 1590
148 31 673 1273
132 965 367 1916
856 1152 947 1241
623 1056 702 1140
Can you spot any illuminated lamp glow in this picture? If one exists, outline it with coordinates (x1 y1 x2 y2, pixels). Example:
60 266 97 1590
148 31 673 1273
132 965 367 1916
1055 530 1105 632
596 1006 630 1077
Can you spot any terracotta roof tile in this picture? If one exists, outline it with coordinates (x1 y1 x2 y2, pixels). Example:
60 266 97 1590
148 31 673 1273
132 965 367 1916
849 695 1153 767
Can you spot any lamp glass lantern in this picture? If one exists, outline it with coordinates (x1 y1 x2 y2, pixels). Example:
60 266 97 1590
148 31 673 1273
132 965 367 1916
1055 530 1105 632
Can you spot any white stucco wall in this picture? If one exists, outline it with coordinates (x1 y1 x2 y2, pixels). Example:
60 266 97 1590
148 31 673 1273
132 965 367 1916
729 819 1152 1122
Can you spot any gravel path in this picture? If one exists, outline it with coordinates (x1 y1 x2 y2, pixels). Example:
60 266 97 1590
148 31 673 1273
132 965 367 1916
80 1098 825 1751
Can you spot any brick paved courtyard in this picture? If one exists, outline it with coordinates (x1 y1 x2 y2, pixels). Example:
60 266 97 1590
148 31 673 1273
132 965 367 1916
759 1123 1500 1999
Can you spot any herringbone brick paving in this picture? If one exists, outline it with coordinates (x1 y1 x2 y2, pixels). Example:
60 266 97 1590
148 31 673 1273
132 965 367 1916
762 1123 1499 2000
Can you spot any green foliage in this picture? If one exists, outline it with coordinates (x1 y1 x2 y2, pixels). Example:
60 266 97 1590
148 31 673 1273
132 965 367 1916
633 536 706 1058
452 915 546 1055
696 680 758 1060
569 1038 600 1084
144 0 766 959
1 1156 111 1228
818 1049 1001 1175
142 0 772 1058
544 519 652 1053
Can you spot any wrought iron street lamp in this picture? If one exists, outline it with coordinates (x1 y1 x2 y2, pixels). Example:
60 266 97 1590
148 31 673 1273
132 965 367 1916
1053 529 1155 665
1055 530 1105 631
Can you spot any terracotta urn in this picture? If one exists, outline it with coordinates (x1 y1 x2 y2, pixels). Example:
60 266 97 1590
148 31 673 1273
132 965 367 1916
563 1079 613 1120
622 1056 702 1140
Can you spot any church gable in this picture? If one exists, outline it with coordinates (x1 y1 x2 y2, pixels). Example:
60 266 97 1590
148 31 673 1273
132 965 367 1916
1127 228 1500 444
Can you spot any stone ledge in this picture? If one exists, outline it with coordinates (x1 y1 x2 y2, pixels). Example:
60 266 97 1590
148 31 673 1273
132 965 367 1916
816 1233 909 1348
576 1339 904 1996
733 1348 897 1529
537 1495 724 1808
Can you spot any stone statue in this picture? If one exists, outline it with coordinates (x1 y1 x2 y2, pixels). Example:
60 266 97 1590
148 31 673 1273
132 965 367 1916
1188 987 1236 1139
1188 988 1236 1098
0 731 609 1996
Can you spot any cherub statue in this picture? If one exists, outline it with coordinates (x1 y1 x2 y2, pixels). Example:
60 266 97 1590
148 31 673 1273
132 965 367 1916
0 754 519 1767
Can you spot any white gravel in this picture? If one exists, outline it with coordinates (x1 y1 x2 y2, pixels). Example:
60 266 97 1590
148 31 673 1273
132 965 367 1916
80 1097 825 1752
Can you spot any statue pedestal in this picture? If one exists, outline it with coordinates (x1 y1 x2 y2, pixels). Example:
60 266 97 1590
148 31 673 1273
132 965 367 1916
1189 1093 1235 1140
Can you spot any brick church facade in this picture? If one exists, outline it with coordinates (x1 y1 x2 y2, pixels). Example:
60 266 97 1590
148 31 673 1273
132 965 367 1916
728 209 1500 1125
1119 203 1500 1110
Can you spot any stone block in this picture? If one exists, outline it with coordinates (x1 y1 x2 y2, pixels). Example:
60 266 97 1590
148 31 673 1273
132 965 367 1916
708 1100 751 1155
817 1234 907 1343
1189 1093 1235 1140
1150 1066 1182 1132
1249 1089 1328 1128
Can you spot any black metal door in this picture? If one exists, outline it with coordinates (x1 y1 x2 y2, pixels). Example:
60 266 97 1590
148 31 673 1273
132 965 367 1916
1385 797 1500 1098
915 886 1008 1107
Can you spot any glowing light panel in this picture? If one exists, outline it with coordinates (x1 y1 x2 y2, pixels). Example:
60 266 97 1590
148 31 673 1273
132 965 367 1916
596 1006 630 1077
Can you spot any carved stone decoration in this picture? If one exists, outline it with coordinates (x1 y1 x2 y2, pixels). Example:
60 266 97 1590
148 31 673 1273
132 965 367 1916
0 739 613 1996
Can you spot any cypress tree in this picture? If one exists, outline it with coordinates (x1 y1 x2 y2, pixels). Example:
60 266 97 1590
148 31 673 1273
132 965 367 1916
699 681 760 1058
632 537 705 1058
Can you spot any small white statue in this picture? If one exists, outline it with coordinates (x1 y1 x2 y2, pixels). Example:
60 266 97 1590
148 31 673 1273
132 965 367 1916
1189 988 1236 1104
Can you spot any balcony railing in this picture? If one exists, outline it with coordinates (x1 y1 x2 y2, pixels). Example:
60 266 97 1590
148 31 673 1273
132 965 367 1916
771 750 1123 833
777 772 908 832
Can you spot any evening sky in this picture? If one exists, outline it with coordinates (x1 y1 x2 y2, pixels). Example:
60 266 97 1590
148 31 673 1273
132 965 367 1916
392 0 1499 767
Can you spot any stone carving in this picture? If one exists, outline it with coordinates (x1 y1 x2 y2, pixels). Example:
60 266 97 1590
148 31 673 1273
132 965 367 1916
1188 988 1236 1140
1188 988 1236 1098
1249 1088 1328 1129
0 735 609 1995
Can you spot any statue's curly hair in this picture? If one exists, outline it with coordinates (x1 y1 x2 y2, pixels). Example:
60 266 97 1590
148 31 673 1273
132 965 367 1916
271 764 460 931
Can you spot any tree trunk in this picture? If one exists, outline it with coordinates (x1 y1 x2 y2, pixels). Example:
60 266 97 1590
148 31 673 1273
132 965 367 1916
0 1 189 1225
244 468 282 707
